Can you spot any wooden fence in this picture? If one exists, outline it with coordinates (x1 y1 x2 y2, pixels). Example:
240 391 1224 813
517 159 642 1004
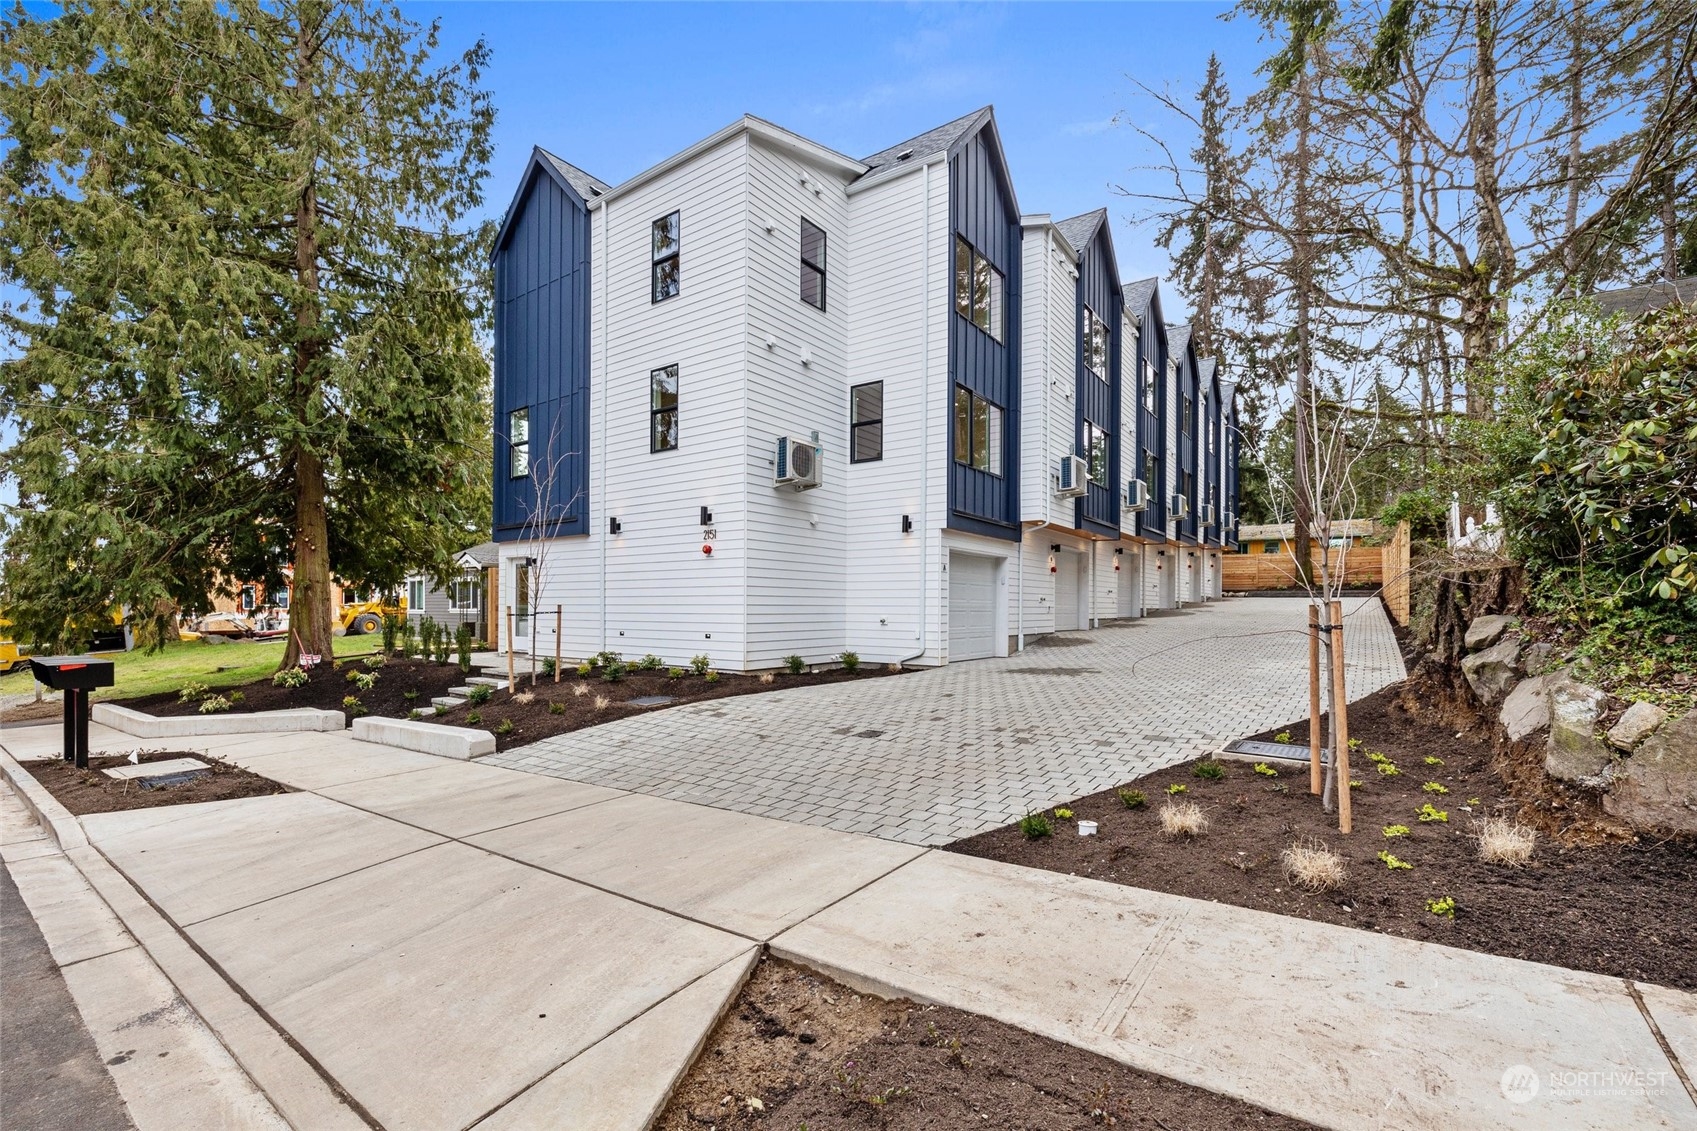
1381 521 1412 624
1223 547 1384 592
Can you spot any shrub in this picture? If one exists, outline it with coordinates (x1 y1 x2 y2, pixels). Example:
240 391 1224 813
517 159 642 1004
407 709 423 721
540 657 556 678
363 653 386 669
466 684 493 705
576 661 594 677
227 690 245 704
839 651 860 672
1382 824 1410 838
403 689 418 702
346 670 377 691
398 623 417 657
1116 788 1147 809
690 654 711 676
494 718 515 736
638 654 663 671
272 667 308 689
1053 807 1074 820
667 667 686 679
1252 762 1278 777
1416 803 1448 823
593 650 622 668
1377 850 1413 870
1018 811 1053 839
455 623 474 673
600 660 627 683
466 710 481 725
1193 759 1226 780
1159 800 1208 837
1282 839 1346 892
784 654 807 675
380 613 400 655
434 704 448 717
198 695 232 714
1165 783 1187 795
178 681 210 703
548 701 565 715
342 695 367 718
434 637 451 665
704 670 720 683
1476 817 1536 866
1426 895 1457 919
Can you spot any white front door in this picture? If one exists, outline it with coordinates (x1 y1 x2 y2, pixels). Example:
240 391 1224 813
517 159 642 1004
509 561 532 654
1055 551 1082 631
1118 548 1142 617
948 552 999 661
1157 550 1176 609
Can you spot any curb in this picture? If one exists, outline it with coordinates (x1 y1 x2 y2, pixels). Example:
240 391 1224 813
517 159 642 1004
0 747 88 851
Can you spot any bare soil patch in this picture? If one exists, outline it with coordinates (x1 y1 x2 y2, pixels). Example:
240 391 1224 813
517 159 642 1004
951 682 1697 993
116 656 905 752
23 749 289 815
657 954 1316 1130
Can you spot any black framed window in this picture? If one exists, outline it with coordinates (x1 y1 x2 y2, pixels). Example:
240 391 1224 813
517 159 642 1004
1146 453 1159 501
508 407 530 478
952 385 1003 476
1263 541 1279 554
800 218 826 310
651 211 680 303
1182 394 1195 435
953 235 1004 342
1085 421 1109 483
1084 306 1109 379
650 365 678 452
1143 359 1157 413
850 381 882 462
1180 470 1194 509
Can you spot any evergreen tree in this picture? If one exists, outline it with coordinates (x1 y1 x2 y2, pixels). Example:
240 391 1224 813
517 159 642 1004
0 1 494 665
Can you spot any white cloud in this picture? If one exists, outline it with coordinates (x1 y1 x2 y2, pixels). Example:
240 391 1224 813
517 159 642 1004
1062 115 1121 137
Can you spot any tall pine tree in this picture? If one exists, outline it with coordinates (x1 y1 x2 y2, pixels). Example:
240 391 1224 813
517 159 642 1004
1 1 494 665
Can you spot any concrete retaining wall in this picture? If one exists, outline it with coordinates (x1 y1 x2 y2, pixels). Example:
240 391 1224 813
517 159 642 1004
92 704 345 739
350 716 495 760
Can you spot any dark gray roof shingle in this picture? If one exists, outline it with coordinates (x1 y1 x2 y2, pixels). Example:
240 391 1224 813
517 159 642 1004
858 107 991 179
1123 277 1158 313
1593 275 1697 316
456 541 500 568
1167 323 1193 357
538 149 611 202
1053 209 1106 258
1198 357 1217 384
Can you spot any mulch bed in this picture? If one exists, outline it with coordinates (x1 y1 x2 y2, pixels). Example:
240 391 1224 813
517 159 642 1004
950 682 1697 993
23 749 289 815
657 954 1316 1131
116 656 904 753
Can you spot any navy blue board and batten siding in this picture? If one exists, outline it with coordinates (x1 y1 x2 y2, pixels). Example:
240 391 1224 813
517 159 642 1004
1203 363 1222 545
1130 283 1167 538
1066 215 1122 538
946 121 1021 541
1174 331 1199 545
490 152 595 543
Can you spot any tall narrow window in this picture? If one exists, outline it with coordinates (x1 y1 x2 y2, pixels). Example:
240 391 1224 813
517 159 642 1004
240 584 256 611
1182 395 1194 435
650 364 679 452
1143 359 1157 412
651 211 680 302
850 381 883 462
800 218 827 310
508 407 530 478
1146 453 1159 500
953 235 1003 342
407 579 425 611
1085 422 1109 483
1084 307 1109 379
952 385 1003 476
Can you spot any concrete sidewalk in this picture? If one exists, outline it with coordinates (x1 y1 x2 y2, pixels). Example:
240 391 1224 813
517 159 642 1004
4 725 1694 1131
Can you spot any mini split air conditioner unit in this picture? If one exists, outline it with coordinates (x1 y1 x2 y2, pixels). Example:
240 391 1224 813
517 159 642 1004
1200 503 1216 525
1056 454 1089 499
774 436 822 491
1170 493 1191 519
1122 478 1148 512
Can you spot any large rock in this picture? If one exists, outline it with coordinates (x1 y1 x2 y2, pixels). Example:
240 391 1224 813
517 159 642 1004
1607 701 1668 751
1545 677 1611 783
1604 713 1697 834
1500 673 1555 742
1461 636 1522 705
1522 642 1556 676
1465 615 1518 652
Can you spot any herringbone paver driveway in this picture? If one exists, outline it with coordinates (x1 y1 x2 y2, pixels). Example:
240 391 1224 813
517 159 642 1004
485 596 1406 845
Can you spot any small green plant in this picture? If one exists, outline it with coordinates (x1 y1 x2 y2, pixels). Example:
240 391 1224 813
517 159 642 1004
1466 797 1482 808
1053 807 1074 819
466 710 482 725
1274 731 1292 744
1376 762 1401 776
403 689 419 703
342 695 367 718
227 690 245 704
434 704 448 717
784 653 807 675
1417 803 1449 823
272 667 308 689
548 701 565 715
704 670 720 683
1377 850 1413 870
466 684 493 705
1423 756 1445 766
434 636 451 665
576 661 594 676
407 708 423 721
494 718 514 736
363 653 386 669
600 660 627 682
1348 779 1364 788
1426 895 1457 919
455 623 474 673
1365 751 1389 764
1253 762 1279 776
1193 759 1226 780
1347 737 1362 750
1422 781 1449 795
178 681 210 703
638 654 663 671
198 695 232 714
1116 788 1146 809
667 667 686 679
1270 781 1289 793
690 654 711 675
347 670 377 691
541 657 557 678
1166 783 1187 795
1383 824 1410 837
838 651 860 672
1018 811 1053 839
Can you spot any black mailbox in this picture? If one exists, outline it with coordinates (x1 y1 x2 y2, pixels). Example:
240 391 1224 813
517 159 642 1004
30 656 116 770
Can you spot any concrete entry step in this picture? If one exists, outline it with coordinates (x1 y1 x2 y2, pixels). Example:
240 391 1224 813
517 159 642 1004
447 686 474 697
465 677 508 690
430 697 464 709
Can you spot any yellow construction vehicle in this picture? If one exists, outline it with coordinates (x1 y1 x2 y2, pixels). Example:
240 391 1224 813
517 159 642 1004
0 627 26 674
337 595 407 635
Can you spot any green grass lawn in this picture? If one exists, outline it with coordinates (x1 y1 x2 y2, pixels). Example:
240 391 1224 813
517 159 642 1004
0 636 383 703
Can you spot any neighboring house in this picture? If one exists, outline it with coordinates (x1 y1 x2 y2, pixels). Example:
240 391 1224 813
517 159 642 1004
488 106 1239 670
1237 520 1378 556
402 541 499 647
1592 274 1697 317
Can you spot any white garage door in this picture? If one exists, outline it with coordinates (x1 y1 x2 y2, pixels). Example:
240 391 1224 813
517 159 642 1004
949 552 998 661
1055 552 1082 631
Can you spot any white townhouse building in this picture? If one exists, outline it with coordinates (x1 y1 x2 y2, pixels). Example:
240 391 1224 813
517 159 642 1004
488 107 1238 671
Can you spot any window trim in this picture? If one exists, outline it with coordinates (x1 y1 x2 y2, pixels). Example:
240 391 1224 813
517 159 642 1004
849 380 883 464
406 578 425 611
448 578 480 611
1084 306 1109 381
800 217 827 311
953 234 1005 343
951 384 1005 477
650 364 679 453
651 210 680 304
508 407 530 479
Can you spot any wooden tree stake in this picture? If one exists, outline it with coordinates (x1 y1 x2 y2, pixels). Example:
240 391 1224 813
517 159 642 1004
1329 599 1351 834
554 605 562 682
1308 604 1323 796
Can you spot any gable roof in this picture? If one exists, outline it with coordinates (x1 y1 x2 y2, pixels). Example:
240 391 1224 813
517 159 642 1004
1053 209 1107 259
1123 277 1159 314
1593 274 1697 316
455 541 500 568
858 106 992 179
539 150 610 201
1199 357 1218 386
1167 323 1193 359
491 146 609 260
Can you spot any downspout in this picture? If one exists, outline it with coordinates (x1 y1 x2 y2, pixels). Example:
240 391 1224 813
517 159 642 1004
597 198 609 653
899 159 935 666
1020 228 1059 651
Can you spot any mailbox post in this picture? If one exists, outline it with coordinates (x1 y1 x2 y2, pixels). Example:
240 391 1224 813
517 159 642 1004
29 656 116 770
